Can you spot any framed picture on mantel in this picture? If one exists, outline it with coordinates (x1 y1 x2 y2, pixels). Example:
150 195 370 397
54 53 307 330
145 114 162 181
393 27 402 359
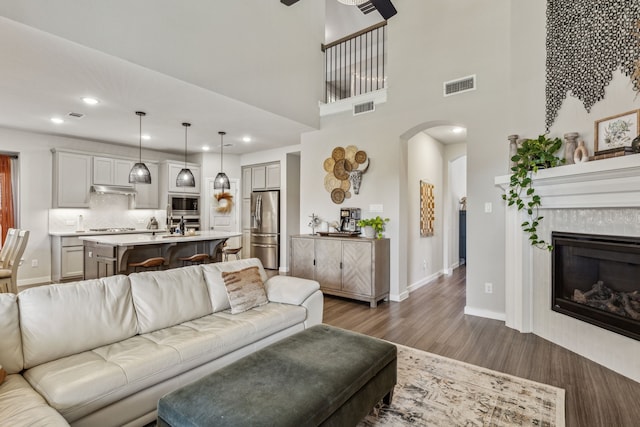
594 109 639 153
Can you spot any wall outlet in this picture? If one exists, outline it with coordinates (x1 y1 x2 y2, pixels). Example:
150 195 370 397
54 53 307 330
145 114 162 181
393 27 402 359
484 202 492 213
31 259 38 267
484 282 493 294
422 260 427 270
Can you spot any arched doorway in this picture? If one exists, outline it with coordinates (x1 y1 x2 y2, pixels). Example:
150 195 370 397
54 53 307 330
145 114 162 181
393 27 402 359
399 120 467 293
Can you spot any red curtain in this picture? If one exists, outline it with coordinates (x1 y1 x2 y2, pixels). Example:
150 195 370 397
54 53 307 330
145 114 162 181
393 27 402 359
0 155 15 245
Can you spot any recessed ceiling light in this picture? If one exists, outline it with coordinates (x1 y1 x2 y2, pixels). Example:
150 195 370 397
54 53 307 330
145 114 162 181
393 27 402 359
452 127 464 134
202 146 210 151
242 136 252 143
50 117 64 124
141 134 151 140
81 97 99 105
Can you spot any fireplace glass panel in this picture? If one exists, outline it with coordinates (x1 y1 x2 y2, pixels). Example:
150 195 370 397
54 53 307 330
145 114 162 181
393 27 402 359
552 232 640 341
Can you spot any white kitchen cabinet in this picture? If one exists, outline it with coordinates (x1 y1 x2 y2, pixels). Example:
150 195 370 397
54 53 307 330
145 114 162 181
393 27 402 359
92 157 134 187
134 162 159 209
242 167 252 198
251 165 266 190
249 162 280 191
290 235 390 307
265 163 281 189
52 150 92 208
166 162 201 194
51 236 84 282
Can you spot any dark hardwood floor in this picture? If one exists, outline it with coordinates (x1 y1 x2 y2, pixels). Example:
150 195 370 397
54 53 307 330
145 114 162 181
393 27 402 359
322 266 640 427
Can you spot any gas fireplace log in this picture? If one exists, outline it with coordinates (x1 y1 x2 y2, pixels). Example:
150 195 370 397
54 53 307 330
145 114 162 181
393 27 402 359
621 293 640 320
573 281 607 304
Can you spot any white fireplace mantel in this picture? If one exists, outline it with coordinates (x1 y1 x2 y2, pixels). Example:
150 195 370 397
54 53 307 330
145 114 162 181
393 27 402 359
495 155 640 332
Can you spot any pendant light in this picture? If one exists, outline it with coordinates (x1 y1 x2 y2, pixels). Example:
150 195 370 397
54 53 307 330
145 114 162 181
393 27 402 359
214 131 230 190
176 122 196 187
129 111 152 184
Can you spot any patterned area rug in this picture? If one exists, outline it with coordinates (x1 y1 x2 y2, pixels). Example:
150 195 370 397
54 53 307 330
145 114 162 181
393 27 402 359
359 345 565 427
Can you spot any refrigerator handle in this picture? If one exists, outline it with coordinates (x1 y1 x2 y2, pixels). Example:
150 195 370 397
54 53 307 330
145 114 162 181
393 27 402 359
255 194 262 227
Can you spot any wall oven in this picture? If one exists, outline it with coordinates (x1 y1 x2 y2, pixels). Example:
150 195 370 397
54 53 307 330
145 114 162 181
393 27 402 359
168 195 200 216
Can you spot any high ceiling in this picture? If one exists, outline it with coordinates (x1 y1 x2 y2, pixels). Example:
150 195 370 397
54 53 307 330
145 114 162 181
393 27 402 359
0 1 463 156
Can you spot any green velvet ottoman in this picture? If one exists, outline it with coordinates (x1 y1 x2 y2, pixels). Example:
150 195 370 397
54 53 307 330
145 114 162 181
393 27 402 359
157 324 397 427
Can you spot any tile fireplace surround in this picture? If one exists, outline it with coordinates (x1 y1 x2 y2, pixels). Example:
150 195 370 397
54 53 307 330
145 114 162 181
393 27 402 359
496 155 640 382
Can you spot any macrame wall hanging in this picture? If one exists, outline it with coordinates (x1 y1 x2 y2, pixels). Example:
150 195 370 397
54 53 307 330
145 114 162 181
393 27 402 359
545 0 640 131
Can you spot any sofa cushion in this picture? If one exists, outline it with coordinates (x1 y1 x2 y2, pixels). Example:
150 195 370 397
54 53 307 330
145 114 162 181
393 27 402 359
0 293 23 374
129 265 213 334
222 266 268 314
24 303 306 423
201 258 268 313
24 335 181 423
0 374 69 426
19 275 138 369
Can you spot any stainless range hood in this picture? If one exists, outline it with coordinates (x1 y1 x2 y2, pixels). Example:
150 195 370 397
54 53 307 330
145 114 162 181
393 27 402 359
90 185 137 196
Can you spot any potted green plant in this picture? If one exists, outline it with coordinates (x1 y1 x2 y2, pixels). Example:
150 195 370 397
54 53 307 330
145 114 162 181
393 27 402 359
357 216 389 239
502 134 564 251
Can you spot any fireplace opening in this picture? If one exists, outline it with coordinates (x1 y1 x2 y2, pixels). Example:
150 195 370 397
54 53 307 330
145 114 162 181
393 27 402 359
552 231 640 341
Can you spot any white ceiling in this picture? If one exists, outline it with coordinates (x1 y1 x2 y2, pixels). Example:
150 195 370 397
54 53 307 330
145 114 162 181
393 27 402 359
423 126 468 145
0 16 315 156
0 1 437 156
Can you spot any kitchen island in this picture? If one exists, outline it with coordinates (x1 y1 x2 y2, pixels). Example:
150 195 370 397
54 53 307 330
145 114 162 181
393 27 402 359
80 231 241 279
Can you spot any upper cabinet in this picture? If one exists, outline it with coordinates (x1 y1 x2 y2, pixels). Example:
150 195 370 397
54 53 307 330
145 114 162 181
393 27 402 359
93 157 134 187
161 161 201 194
52 150 160 209
52 150 92 208
248 162 280 192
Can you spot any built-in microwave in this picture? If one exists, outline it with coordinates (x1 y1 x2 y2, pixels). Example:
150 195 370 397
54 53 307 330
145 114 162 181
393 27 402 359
169 195 199 216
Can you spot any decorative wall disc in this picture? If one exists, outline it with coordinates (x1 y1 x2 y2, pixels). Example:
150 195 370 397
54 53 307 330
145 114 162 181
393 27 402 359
332 147 345 160
333 159 353 180
340 179 351 191
355 150 367 164
345 145 358 162
331 188 345 204
323 157 335 173
324 173 340 192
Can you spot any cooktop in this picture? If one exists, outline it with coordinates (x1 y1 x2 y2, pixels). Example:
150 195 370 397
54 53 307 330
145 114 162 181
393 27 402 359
88 227 136 232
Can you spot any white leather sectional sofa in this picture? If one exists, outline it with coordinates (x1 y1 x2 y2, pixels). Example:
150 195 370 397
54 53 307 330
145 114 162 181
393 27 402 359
0 258 323 426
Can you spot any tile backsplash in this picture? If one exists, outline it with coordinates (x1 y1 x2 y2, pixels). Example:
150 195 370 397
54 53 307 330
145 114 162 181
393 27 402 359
49 193 166 232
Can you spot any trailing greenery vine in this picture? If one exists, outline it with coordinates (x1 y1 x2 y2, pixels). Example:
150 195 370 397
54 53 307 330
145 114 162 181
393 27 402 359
502 134 564 251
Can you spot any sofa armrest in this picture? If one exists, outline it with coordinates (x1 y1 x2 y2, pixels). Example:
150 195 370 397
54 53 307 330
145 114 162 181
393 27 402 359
265 276 320 306
0 375 69 426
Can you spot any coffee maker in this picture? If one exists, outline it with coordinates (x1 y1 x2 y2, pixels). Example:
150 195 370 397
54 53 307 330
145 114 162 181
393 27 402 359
340 208 361 232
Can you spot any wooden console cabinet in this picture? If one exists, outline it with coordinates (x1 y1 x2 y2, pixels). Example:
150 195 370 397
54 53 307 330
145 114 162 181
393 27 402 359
290 235 389 307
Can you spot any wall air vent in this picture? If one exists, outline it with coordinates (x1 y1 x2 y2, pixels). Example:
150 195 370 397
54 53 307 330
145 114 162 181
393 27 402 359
66 112 85 119
443 75 476 97
353 101 375 116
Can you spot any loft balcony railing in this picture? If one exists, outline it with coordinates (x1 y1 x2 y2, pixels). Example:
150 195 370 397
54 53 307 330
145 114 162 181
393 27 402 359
322 21 387 104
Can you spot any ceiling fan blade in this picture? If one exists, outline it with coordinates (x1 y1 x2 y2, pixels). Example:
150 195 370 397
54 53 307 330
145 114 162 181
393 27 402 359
280 0 300 5
370 0 397 19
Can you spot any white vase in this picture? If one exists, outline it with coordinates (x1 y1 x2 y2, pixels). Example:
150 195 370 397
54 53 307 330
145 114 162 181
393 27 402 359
363 226 375 238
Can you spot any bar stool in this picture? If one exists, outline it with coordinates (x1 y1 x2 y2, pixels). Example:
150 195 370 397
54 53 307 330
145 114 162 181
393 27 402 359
178 253 210 266
129 257 166 272
222 246 242 262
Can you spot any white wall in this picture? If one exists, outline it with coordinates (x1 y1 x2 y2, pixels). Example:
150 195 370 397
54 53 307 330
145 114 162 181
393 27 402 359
302 0 511 304
407 132 444 289
0 126 186 285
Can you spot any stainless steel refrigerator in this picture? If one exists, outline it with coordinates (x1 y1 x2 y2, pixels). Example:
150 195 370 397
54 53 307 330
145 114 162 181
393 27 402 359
250 190 279 269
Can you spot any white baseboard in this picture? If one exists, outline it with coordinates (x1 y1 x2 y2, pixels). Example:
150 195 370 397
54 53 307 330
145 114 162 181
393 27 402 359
464 306 506 322
18 276 51 287
278 266 289 274
407 271 444 293
389 290 409 302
